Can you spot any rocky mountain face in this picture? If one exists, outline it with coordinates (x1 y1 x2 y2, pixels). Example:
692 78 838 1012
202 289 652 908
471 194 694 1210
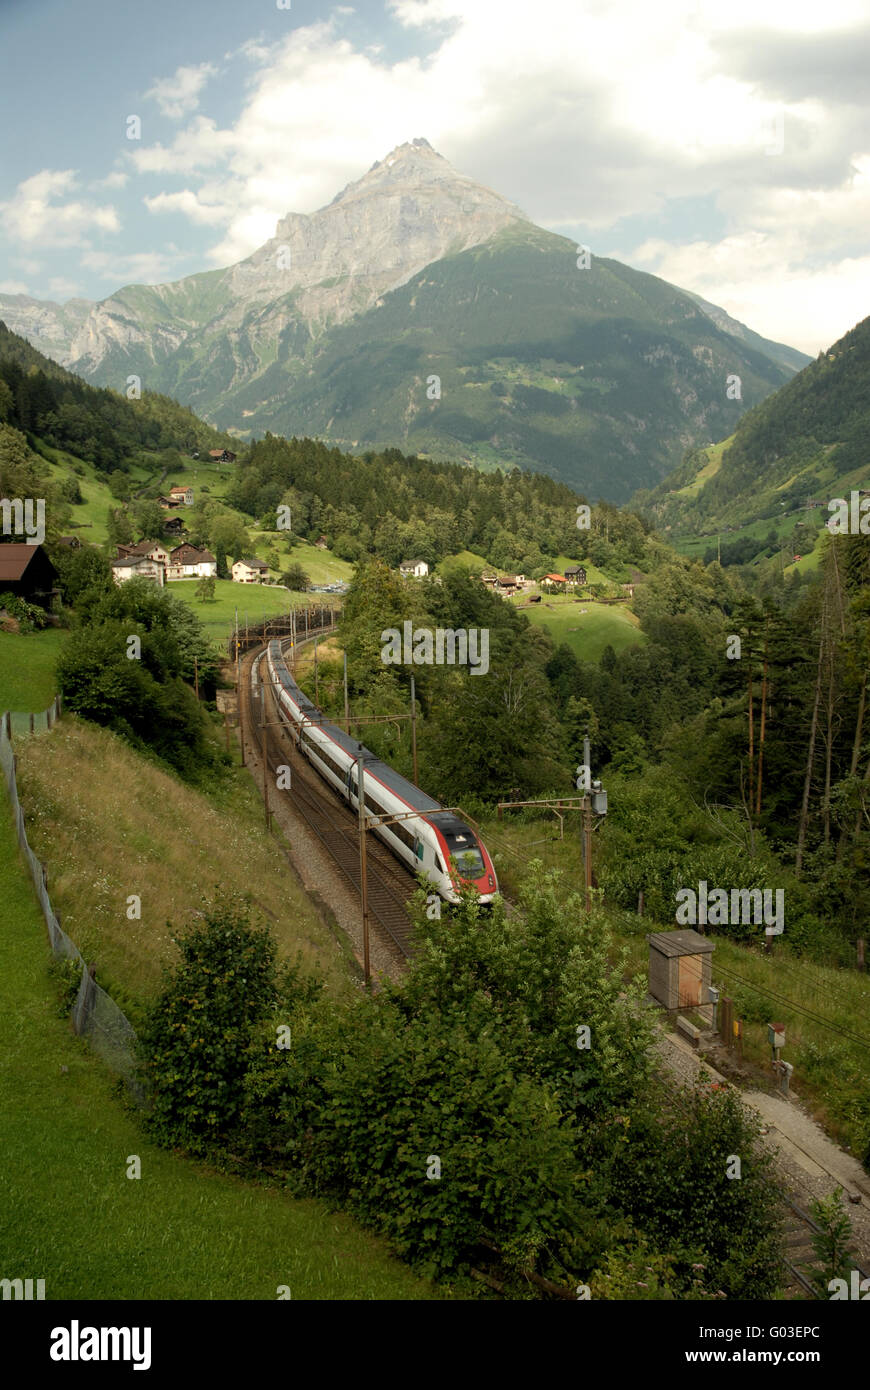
0 139 528 378
0 139 810 499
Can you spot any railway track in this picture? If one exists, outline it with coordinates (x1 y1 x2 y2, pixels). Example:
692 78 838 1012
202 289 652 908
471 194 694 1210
242 638 418 963
780 1186 870 1300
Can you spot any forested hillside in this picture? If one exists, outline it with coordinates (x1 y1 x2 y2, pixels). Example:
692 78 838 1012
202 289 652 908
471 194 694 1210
638 314 870 541
0 321 235 474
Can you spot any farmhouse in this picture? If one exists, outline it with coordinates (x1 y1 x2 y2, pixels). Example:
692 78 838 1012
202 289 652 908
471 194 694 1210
232 557 270 584
169 485 194 507
0 543 58 607
163 515 187 536
111 555 165 587
541 573 567 589
208 449 237 463
399 558 429 578
57 535 82 549
157 495 180 509
564 565 587 586
166 545 217 581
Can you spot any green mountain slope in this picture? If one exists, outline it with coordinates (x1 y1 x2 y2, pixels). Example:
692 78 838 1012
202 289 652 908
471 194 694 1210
638 313 870 544
210 225 795 501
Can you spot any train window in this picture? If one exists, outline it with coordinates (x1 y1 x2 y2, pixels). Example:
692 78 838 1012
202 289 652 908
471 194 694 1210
435 853 446 875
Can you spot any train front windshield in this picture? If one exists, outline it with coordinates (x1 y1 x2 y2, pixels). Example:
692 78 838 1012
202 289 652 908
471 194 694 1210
445 835 486 879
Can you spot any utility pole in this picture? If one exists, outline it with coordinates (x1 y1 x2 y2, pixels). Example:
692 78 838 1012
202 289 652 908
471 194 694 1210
583 732 593 912
260 667 270 831
357 752 371 987
314 639 319 707
410 674 418 785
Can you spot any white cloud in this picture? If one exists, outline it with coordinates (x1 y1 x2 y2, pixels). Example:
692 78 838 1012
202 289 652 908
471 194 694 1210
0 279 29 294
145 62 218 120
48 276 82 298
80 247 186 283
0 169 119 247
144 189 229 226
92 171 129 190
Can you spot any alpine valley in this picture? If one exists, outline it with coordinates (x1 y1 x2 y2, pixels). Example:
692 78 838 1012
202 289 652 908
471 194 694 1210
0 139 809 503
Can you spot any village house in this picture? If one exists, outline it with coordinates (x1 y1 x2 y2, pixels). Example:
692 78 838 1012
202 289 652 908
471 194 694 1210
111 555 165 587
481 571 499 586
156 494 180 509
116 540 171 567
163 514 188 537
541 573 567 590
399 558 429 578
564 565 587 587
232 557 270 584
169 485 194 507
0 544 59 607
166 544 217 581
208 449 237 463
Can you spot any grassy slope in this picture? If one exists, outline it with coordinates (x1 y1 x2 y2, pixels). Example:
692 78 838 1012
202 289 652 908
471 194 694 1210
0 793 436 1300
15 717 352 1005
511 593 644 661
0 630 66 711
169 579 314 652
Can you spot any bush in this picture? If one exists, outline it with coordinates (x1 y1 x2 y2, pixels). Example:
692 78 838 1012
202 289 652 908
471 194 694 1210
0 590 48 630
138 898 308 1153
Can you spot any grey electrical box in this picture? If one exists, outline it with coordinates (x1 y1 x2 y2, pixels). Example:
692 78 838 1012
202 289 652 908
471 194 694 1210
592 789 608 815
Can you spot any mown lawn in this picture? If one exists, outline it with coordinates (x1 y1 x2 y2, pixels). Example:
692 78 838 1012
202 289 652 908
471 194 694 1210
169 579 338 652
0 792 440 1300
513 595 645 661
0 629 67 712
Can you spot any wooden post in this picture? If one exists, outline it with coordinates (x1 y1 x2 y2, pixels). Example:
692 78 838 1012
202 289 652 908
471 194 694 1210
305 606 309 638
29 712 34 734
343 651 350 733
735 1018 743 1064
410 674 418 785
223 711 231 756
858 938 866 972
357 757 370 987
637 890 644 917
721 995 734 1047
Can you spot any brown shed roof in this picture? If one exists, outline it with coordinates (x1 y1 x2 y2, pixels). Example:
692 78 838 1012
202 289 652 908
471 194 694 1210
0 544 41 582
647 930 715 957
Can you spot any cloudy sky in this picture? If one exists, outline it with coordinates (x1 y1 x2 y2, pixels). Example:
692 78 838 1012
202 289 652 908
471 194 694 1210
1 0 868 354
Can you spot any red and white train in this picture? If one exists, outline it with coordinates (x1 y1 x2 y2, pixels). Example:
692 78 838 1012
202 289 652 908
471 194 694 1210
266 639 498 905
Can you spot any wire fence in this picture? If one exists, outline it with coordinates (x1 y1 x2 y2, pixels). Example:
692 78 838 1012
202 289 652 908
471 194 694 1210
1 701 144 1104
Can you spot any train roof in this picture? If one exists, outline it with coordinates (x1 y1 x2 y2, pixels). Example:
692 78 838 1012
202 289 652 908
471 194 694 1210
269 640 457 822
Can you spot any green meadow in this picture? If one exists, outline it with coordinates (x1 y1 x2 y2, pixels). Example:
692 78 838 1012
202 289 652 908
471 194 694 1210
0 792 439 1300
